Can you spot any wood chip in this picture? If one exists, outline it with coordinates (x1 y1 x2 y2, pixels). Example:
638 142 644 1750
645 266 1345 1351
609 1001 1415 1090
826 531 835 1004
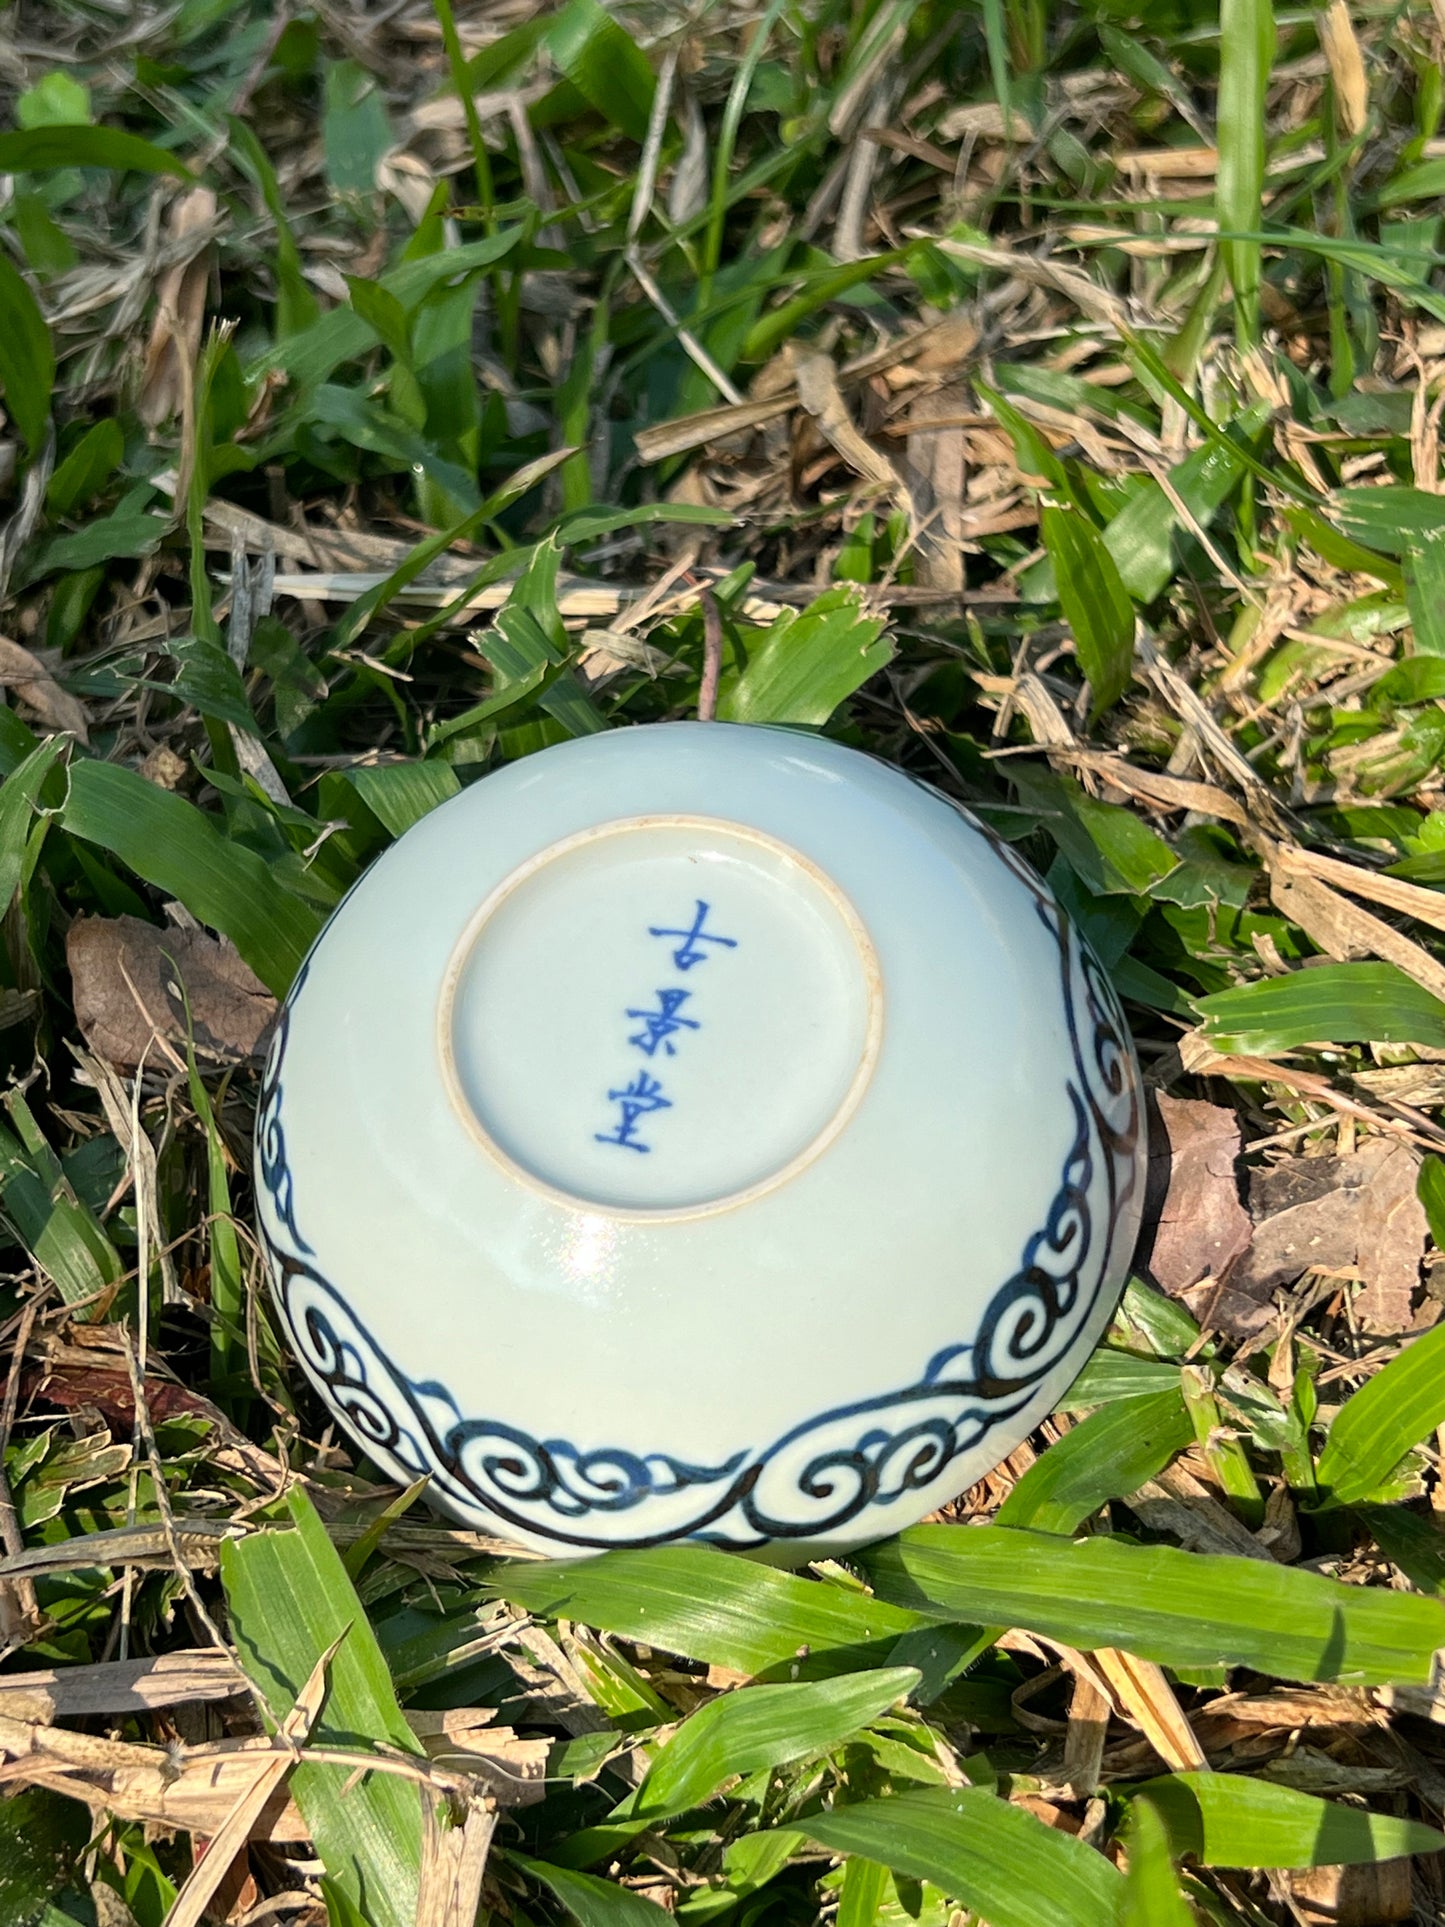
67 914 277 1069
1290 1859 1412 1925
907 378 972 589
1061 1662 1110 1797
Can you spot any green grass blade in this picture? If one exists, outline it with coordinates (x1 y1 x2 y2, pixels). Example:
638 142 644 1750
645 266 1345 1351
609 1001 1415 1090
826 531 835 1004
861 1525 1445 1684
519 1857 671 1927
802 1788 1124 1927
837 1855 892 1927
0 737 64 919
546 0 655 144
344 762 459 837
996 1387 1191 1535
1316 1321 1445 1506
1332 485 1445 557
1406 528 1445 655
1064 1347 1186 1405
1103 403 1270 601
1195 961 1445 1053
1041 502 1135 714
221 1488 426 1927
1133 1772 1445 1868
1419 1154 1445 1248
0 125 192 178
0 1091 122 1314
490 1544 932 1678
1216 0 1275 341
61 760 321 996
0 251 53 455
630 1669 919 1821
1122 1799 1193 1927
717 588 891 726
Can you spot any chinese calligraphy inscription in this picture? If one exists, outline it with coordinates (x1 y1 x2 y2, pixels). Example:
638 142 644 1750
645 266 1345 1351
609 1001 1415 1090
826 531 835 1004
596 900 737 1155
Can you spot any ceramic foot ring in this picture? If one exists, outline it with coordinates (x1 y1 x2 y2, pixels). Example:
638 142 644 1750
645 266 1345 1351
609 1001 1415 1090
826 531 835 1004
254 722 1145 1560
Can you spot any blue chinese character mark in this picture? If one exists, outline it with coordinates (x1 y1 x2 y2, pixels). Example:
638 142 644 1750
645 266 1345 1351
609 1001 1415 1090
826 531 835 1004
627 987 701 1057
595 1071 672 1154
648 899 738 971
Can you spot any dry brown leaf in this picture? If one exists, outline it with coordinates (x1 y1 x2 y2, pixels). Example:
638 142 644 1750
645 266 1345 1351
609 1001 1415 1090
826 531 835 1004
137 187 219 427
794 347 917 522
907 379 971 590
0 1649 243 1723
1061 1663 1110 1797
1128 1462 1276 1559
1277 842 1445 940
1318 0 1370 138
0 1714 308 1841
1091 1648 1209 1772
0 634 88 741
1268 861 1445 1005
165 1632 340 1927
417 1799 497 1927
1232 1140 1426 1335
67 914 277 1069
1048 749 1251 826
409 1709 549 1805
1141 1094 1253 1302
1290 1858 1412 1925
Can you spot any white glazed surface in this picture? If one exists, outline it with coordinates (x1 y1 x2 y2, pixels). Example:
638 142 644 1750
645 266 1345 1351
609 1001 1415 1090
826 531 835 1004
255 722 1145 1559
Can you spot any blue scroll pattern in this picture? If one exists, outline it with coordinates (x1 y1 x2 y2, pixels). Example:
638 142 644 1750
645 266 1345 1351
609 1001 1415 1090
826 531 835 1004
254 806 1141 1550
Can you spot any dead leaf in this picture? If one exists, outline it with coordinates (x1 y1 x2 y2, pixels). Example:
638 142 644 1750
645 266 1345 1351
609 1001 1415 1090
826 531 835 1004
1232 1140 1426 1335
417 1799 497 1927
1061 1664 1110 1797
1091 1648 1209 1772
794 347 917 524
67 914 276 1069
0 1649 244 1723
1269 858 1445 1006
1141 1094 1253 1302
1317 0 1369 139
0 634 88 741
137 187 219 427
907 378 971 590
164 1632 342 1927
408 1710 548 1805
1290 1858 1412 1925
0 1713 308 1841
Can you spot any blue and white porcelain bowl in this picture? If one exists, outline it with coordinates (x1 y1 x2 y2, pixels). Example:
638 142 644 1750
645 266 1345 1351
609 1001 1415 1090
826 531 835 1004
255 723 1144 1560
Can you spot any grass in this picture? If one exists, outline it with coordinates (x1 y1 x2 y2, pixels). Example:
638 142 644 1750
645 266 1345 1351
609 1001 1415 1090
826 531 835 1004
2 0 1445 1921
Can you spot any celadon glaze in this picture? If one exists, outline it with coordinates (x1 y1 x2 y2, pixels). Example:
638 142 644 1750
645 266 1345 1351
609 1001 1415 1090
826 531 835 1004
254 722 1145 1560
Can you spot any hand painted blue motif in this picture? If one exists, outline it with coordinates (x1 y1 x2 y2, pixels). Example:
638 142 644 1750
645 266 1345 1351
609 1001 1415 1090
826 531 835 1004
648 899 738 971
595 1070 671 1152
627 987 700 1057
